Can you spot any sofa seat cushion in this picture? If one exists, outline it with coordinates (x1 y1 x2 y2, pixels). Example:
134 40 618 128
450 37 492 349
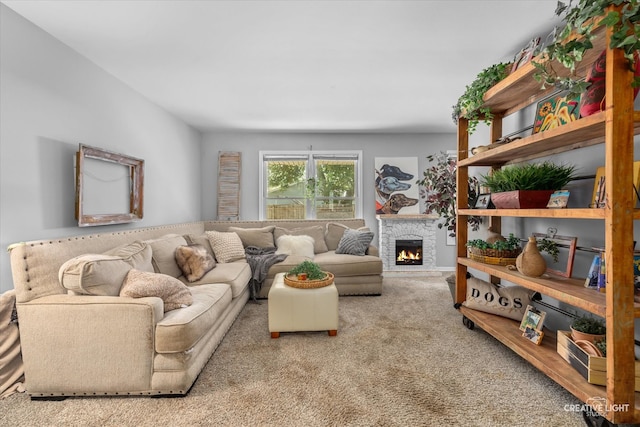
306 251 383 277
179 261 251 298
155 284 232 353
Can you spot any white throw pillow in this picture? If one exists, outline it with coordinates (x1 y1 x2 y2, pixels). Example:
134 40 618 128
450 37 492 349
275 235 315 259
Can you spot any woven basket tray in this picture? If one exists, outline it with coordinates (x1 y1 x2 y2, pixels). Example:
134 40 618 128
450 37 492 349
467 247 521 266
283 272 335 289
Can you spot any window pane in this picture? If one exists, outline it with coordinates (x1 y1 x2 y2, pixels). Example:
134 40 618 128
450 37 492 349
266 160 306 198
265 199 306 219
314 159 355 198
315 199 355 219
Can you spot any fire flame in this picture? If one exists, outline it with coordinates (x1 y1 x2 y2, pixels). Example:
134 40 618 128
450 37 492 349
397 249 421 262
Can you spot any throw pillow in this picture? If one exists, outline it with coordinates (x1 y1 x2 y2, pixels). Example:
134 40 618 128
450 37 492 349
273 226 328 254
183 234 216 258
175 244 216 282
228 226 275 248
120 269 193 312
144 234 189 278
325 223 370 251
205 231 246 263
335 229 374 256
275 235 315 259
462 277 533 321
59 241 153 296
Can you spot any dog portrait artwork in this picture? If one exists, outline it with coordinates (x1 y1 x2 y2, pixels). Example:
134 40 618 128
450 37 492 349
375 158 419 215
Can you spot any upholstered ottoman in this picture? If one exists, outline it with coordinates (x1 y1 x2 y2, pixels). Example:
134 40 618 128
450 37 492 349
268 272 338 338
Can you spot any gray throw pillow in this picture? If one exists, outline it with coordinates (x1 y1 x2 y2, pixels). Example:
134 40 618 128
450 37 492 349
335 229 374 256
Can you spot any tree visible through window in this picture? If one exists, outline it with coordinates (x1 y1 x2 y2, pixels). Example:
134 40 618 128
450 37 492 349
260 152 361 220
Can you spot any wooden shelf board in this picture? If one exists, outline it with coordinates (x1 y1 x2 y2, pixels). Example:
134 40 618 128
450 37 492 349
481 26 606 115
458 257 640 318
458 208 606 219
458 306 640 423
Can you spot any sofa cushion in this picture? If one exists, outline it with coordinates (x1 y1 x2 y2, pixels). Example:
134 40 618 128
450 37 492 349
180 261 251 298
120 269 193 312
175 244 216 282
155 284 232 353
275 235 315 259
274 225 328 254
144 234 188 278
304 251 383 277
58 241 153 296
228 226 275 248
325 223 370 251
335 229 375 256
206 231 246 263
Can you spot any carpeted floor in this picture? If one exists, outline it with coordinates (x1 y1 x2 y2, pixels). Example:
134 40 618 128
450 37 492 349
0 276 587 426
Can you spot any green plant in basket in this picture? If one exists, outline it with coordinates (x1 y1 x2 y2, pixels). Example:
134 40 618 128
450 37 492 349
467 233 521 252
480 162 577 192
288 260 326 280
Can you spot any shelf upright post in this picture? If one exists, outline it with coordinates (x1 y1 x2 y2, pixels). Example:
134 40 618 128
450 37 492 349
603 7 637 423
456 117 470 305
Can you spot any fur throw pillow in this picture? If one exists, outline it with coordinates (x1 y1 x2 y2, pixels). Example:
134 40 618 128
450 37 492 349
175 244 216 282
120 269 193 312
275 235 315 259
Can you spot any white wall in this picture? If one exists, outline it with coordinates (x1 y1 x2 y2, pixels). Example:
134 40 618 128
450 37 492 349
0 5 203 293
201 131 459 267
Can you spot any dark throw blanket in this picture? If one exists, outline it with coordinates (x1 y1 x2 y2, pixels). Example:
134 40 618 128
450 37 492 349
244 246 287 301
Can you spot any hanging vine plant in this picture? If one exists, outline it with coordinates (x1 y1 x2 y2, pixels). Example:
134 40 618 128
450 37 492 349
451 62 511 134
416 152 482 238
532 0 640 95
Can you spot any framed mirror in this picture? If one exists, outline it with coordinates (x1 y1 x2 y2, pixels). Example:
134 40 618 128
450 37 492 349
75 144 144 227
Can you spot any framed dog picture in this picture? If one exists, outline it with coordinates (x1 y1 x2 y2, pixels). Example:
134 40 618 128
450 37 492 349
474 193 492 209
523 326 544 345
375 157 419 215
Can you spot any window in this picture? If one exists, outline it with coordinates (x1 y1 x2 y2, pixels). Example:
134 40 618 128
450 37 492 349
259 151 362 220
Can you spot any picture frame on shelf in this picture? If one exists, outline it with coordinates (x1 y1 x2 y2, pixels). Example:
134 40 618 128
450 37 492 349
510 37 541 73
522 326 544 345
590 162 640 208
584 254 601 289
532 232 578 278
547 190 570 208
473 193 492 209
519 305 546 332
532 90 581 134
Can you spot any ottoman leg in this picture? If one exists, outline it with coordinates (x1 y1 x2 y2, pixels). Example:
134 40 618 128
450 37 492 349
328 330 337 336
271 332 280 339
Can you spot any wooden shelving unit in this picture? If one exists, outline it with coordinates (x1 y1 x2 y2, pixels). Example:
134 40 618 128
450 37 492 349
454 12 640 424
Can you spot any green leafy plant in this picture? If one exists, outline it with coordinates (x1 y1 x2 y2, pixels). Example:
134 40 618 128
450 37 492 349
595 337 607 356
416 152 482 237
452 62 512 134
571 314 607 335
480 162 577 193
533 0 640 95
288 260 326 280
467 233 559 261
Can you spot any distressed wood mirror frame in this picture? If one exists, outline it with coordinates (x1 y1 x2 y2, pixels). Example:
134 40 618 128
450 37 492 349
75 144 144 227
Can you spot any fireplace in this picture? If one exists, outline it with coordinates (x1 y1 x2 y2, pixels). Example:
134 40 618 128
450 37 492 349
395 239 423 265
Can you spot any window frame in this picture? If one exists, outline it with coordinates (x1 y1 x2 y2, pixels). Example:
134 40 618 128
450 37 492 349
259 150 363 220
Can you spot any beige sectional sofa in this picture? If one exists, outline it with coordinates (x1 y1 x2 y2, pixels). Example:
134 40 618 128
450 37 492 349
8 219 381 398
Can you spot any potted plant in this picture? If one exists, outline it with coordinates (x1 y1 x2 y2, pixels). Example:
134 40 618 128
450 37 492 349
452 62 511 134
467 233 559 265
416 151 482 237
571 314 606 344
287 260 326 281
480 161 577 208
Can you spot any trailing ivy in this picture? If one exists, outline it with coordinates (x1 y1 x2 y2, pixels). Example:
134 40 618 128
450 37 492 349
533 0 640 95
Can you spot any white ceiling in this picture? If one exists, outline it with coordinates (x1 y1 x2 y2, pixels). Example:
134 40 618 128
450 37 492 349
2 0 562 134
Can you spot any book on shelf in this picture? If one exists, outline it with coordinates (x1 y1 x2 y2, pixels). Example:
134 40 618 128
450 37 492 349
584 254 600 289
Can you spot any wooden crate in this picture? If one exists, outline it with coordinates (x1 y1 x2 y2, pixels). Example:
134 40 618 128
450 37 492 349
556 330 640 390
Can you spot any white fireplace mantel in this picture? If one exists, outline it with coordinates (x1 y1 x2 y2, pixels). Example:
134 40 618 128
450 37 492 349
376 214 439 273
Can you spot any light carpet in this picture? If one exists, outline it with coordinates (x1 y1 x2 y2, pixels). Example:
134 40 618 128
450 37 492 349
0 276 586 427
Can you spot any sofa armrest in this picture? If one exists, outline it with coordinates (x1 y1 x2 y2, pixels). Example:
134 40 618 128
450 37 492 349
17 294 163 395
367 245 379 257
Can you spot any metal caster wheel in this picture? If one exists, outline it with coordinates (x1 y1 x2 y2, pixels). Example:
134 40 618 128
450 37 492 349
462 316 475 330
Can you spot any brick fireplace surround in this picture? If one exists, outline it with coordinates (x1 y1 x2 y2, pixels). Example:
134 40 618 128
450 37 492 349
376 214 439 273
